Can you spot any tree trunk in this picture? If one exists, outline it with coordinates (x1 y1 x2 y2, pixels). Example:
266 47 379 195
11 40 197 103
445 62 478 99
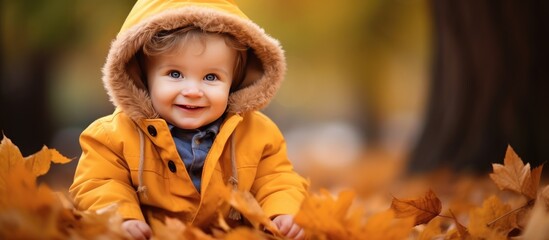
409 0 549 173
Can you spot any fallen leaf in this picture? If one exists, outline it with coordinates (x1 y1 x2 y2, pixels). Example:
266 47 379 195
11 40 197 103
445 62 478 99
0 135 127 240
540 185 549 209
521 199 549 240
449 210 469 239
361 209 415 240
49 148 72 164
181 222 216 240
224 227 271 240
294 189 358 239
151 217 186 240
71 204 128 240
149 217 219 240
468 195 516 239
390 189 442 225
221 185 281 236
418 216 442 240
216 211 231 232
0 135 25 181
24 145 54 177
489 145 543 200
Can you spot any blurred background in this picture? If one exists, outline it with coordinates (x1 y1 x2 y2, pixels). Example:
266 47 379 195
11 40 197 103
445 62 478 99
1 0 547 194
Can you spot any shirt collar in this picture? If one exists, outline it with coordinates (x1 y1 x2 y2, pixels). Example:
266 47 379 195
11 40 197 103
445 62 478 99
169 115 224 139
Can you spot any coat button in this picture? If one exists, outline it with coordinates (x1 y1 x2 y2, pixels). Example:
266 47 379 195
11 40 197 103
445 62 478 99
147 125 157 136
168 160 176 173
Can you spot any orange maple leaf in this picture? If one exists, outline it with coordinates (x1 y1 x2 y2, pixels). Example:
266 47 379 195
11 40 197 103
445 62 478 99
468 195 517 239
224 227 273 240
449 210 469 239
0 135 129 239
361 210 414 240
70 204 129 240
541 185 549 208
152 217 216 240
489 145 543 200
522 199 549 239
390 189 442 225
294 189 358 239
0 135 25 182
220 185 281 237
0 134 72 179
418 217 442 240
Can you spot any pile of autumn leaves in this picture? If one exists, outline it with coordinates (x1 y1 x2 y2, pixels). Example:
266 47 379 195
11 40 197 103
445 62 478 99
1 134 548 239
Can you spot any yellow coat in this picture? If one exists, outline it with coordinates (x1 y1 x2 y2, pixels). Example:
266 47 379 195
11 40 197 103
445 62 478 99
70 109 308 229
69 0 308 232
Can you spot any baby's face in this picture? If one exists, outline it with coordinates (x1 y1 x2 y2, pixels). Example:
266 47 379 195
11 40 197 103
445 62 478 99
145 34 237 129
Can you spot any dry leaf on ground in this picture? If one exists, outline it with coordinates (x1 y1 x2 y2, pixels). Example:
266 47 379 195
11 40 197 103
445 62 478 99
294 189 358 239
390 189 442 225
361 210 414 240
521 199 549 240
468 195 517 239
418 217 442 240
221 185 280 236
490 145 543 200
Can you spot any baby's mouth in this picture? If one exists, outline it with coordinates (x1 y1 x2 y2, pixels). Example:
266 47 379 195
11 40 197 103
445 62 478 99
177 104 203 110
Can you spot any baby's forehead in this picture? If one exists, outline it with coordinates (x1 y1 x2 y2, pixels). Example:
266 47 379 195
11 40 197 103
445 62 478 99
168 35 235 57
145 27 239 55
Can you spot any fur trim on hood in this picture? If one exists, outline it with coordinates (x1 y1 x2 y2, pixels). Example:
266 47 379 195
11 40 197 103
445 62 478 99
102 0 286 121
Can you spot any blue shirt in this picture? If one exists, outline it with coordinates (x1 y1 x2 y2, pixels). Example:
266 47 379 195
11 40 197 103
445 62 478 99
169 118 222 192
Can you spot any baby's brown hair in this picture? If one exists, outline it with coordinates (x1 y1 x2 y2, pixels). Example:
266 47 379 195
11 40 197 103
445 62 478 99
142 25 248 91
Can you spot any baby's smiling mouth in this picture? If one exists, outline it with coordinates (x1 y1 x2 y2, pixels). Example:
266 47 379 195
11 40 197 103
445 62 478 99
176 104 204 110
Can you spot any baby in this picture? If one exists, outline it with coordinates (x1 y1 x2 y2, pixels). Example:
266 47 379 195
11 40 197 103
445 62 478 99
70 1 309 239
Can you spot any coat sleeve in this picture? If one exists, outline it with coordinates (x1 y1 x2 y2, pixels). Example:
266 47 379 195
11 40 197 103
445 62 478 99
250 115 309 218
69 118 144 221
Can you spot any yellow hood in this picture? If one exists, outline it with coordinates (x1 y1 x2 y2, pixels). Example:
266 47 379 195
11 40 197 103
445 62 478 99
102 0 286 121
121 0 249 32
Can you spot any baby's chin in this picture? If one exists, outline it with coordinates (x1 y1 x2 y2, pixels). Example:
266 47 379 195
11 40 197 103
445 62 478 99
170 119 211 130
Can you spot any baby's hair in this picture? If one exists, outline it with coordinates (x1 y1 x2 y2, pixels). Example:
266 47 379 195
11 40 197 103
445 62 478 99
142 25 248 91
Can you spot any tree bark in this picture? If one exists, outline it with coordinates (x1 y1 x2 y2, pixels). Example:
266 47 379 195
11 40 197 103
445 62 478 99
409 0 549 173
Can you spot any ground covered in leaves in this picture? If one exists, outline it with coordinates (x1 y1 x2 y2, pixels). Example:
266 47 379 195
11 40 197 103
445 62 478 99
1 134 548 239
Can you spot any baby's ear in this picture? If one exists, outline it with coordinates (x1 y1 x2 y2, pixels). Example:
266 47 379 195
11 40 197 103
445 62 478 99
126 52 148 90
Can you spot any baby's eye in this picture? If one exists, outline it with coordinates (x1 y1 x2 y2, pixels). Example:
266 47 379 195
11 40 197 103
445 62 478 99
204 74 218 81
169 71 182 78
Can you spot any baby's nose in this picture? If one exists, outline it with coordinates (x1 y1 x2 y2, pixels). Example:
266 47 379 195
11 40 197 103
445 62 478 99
181 87 204 97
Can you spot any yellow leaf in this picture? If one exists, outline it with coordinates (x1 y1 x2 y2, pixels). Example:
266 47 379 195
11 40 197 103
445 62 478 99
72 204 128 239
390 189 442 225
0 135 25 179
216 211 231 232
450 210 469 239
418 216 442 240
221 185 281 237
0 135 125 240
489 145 543 200
0 135 73 179
294 189 358 239
468 195 516 239
522 199 549 240
49 148 72 164
224 227 268 240
152 217 215 240
362 210 414 240
24 145 52 177
181 223 216 240
0 163 62 239
541 185 549 208
149 217 185 240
